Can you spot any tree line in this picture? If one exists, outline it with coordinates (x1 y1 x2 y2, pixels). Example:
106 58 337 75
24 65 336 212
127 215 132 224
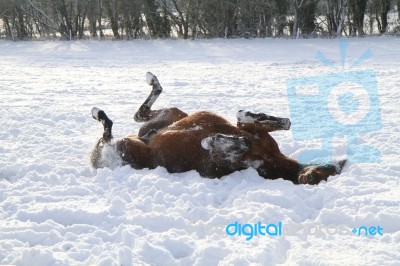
0 0 399 40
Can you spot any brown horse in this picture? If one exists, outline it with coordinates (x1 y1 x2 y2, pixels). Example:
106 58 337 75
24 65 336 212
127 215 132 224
90 72 346 185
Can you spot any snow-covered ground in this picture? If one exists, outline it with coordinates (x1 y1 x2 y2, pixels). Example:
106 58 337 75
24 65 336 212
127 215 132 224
0 38 399 265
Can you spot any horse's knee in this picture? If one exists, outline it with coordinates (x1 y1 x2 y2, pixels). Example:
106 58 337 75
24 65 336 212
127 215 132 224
134 106 152 122
167 107 188 121
137 108 187 137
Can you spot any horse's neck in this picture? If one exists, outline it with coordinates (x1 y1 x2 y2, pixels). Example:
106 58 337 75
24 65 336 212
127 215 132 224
241 124 301 183
275 156 301 183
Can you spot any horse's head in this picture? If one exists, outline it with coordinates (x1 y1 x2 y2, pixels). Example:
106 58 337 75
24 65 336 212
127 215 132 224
298 159 347 185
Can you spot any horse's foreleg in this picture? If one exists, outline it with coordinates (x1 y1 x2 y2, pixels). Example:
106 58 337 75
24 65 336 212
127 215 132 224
237 110 291 132
134 72 163 122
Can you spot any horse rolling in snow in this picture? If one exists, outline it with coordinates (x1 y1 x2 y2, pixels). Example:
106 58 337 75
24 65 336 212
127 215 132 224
90 72 346 185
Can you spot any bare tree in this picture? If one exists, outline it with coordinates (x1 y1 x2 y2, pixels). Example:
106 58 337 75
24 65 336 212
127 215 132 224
398 0 400 21
104 0 120 38
348 0 367 36
161 0 194 39
371 0 391 34
273 0 289 37
325 0 349 37
0 0 398 40
293 0 305 38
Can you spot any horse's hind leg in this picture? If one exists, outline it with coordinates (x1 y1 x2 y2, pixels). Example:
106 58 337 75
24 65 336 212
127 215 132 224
134 72 188 137
134 72 163 122
237 110 291 132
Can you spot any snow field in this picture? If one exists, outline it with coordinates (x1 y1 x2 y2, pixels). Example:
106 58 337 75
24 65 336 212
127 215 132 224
0 38 399 265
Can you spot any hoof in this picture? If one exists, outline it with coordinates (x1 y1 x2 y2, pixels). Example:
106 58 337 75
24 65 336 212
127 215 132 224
91 107 108 124
146 72 158 85
281 118 291 130
91 107 102 120
335 159 347 174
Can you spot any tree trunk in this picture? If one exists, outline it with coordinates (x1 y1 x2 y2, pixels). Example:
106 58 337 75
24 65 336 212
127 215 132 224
293 8 298 38
379 0 390 34
349 0 367 36
17 8 27 39
3 17 12 39
398 0 400 20
380 12 388 33
292 0 304 38
104 0 120 38
336 0 349 37
374 0 391 34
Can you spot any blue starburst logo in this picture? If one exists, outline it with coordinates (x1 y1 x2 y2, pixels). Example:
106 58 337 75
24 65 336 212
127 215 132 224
286 39 382 163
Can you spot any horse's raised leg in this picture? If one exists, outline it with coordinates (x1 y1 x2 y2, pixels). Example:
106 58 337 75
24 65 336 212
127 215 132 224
237 110 291 132
90 107 114 168
134 72 188 137
92 107 113 142
134 72 164 122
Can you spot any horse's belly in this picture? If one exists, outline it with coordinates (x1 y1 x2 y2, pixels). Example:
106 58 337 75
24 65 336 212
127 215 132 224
149 130 211 173
151 130 248 177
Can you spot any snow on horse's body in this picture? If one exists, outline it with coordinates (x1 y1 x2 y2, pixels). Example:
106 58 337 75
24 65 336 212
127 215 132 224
91 73 346 185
